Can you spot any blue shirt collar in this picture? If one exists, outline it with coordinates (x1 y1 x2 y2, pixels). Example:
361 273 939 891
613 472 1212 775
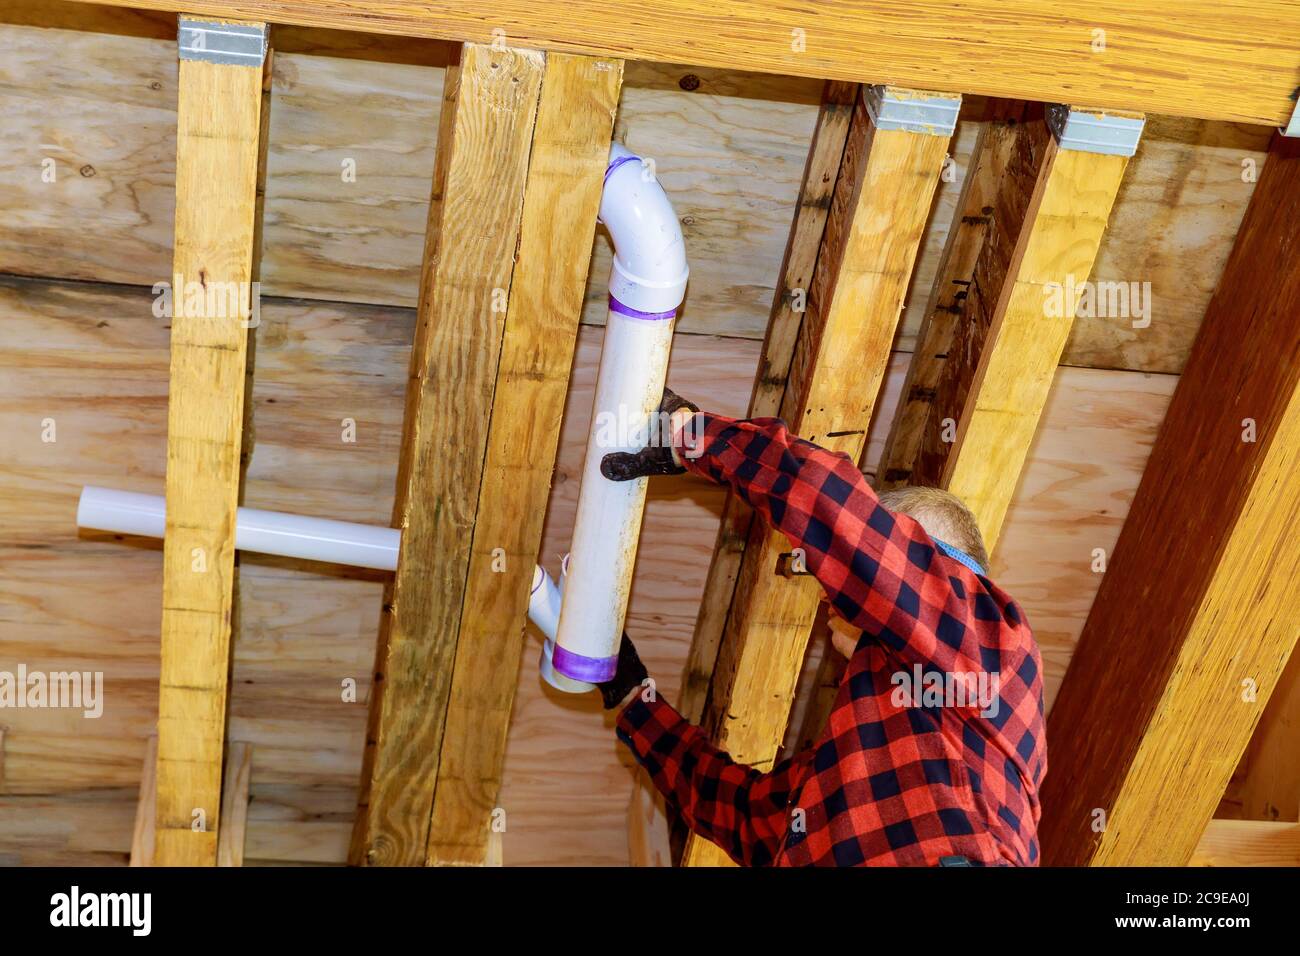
933 537 987 577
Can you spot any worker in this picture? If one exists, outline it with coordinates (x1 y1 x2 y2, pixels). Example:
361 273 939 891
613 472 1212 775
594 390 1046 866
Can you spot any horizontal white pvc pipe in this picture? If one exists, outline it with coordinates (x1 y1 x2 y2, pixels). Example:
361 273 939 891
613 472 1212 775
80 485 593 691
551 144 688 683
77 485 400 571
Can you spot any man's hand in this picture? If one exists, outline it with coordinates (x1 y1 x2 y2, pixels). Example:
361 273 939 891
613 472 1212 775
596 632 650 710
599 387 699 482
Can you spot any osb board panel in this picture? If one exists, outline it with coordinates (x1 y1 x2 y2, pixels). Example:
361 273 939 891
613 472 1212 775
0 278 170 799
968 365 1177 708
257 51 444 308
0 789 139 867
0 22 1264 372
1063 115 1270 374
0 785 356 866
0 25 177 289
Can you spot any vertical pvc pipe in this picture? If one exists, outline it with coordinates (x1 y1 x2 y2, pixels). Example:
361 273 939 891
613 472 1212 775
551 146 688 683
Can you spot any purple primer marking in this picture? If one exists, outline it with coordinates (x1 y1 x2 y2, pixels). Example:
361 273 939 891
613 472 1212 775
552 644 618 683
608 294 677 322
604 154 640 185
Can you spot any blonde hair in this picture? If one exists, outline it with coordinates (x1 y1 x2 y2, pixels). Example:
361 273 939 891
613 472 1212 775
876 486 989 571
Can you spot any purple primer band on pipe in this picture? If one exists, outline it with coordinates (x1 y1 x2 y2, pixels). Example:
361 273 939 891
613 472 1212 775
604 154 640 185
552 644 618 683
608 294 677 322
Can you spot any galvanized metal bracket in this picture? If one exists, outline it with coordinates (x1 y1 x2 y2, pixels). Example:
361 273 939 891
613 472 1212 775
864 85 962 137
1048 106 1145 156
1283 95 1300 138
178 18 268 67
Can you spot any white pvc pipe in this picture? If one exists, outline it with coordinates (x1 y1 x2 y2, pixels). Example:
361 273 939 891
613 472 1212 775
77 486 399 571
81 485 593 691
529 564 563 641
531 562 594 694
551 145 689 683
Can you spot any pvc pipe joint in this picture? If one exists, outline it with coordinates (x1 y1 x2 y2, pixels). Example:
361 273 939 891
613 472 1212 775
531 562 594 694
598 144 690 316
80 485 593 692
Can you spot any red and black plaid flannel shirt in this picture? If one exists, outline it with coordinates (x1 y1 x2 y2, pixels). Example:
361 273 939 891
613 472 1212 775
616 412 1046 866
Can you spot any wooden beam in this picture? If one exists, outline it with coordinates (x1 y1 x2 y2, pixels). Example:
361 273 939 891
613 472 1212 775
786 105 1036 742
1 0 456 65
423 52 623 866
939 112 1135 548
130 736 157 867
1040 134 1300 867
876 103 1034 491
683 87 955 867
877 104 1136 547
350 42 545 867
216 741 252 866
790 607 847 752
1191 820 1300 867
79 0 1300 125
155 19 266 867
0 0 175 36
678 80 856 724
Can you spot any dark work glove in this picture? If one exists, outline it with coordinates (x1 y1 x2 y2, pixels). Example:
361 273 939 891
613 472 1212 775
599 387 700 482
596 632 649 710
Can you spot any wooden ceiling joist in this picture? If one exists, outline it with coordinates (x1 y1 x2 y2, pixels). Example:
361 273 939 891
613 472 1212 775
682 85 957 867
154 18 267 867
0 0 458 65
1040 133 1300 867
876 102 1035 493
789 605 846 753
424 52 624 867
934 108 1136 548
349 42 546 867
678 80 858 725
79 0 1300 125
